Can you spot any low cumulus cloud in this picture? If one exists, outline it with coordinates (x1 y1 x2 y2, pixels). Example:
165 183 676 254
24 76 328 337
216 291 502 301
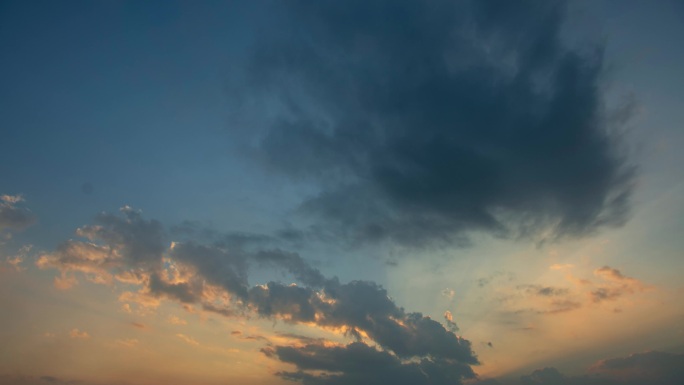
36 207 479 384
231 0 635 247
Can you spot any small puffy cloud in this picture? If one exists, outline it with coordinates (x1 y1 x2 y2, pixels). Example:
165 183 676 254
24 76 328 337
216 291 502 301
0 194 36 237
68 329 90 339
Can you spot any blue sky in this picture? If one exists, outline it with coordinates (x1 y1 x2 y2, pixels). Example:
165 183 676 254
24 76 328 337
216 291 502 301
1 1 683 385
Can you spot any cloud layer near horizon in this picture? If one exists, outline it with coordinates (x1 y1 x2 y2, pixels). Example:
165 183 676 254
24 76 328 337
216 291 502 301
232 0 634 247
513 351 684 385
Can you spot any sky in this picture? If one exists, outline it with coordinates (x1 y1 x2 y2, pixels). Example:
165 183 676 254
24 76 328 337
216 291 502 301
1 1 684 384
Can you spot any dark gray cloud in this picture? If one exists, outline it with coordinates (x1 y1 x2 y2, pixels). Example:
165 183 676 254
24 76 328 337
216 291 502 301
234 0 635 247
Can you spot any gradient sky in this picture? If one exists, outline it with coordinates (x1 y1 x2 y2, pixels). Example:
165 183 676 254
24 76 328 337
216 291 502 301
1 1 684 385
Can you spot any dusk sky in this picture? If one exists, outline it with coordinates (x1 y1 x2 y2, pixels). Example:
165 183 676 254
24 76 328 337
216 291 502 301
1 1 684 385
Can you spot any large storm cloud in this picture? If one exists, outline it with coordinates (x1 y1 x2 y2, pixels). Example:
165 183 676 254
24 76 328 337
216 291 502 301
234 0 635 246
